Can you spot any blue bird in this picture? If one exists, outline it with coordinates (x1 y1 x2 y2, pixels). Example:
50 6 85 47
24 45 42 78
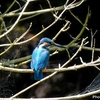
30 37 65 80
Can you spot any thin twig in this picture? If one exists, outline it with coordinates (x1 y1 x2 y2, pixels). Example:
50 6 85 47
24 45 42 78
69 10 89 31
52 20 70 41
16 22 32 42
0 40 17 56
3 0 16 15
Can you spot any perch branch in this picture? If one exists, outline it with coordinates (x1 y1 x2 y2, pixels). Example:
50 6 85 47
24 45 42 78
0 57 100 73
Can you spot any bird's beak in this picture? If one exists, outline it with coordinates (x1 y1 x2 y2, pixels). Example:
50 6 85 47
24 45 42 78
53 42 66 48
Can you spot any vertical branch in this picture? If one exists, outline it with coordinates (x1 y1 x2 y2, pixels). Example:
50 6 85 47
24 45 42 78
90 30 98 62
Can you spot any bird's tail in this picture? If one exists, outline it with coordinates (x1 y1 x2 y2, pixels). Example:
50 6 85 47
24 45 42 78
34 71 43 80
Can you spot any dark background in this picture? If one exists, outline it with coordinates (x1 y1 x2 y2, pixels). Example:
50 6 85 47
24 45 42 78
0 0 100 99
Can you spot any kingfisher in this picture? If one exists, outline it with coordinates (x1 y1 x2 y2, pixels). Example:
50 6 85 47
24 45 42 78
30 37 65 80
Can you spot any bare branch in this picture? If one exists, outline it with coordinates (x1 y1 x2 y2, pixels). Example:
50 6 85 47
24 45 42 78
52 20 71 41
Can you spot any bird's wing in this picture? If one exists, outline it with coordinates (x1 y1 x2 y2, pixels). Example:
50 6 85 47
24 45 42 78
30 47 38 69
31 47 50 70
37 49 50 70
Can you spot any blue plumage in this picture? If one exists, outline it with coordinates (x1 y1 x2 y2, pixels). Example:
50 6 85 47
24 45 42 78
31 45 50 80
30 37 65 80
